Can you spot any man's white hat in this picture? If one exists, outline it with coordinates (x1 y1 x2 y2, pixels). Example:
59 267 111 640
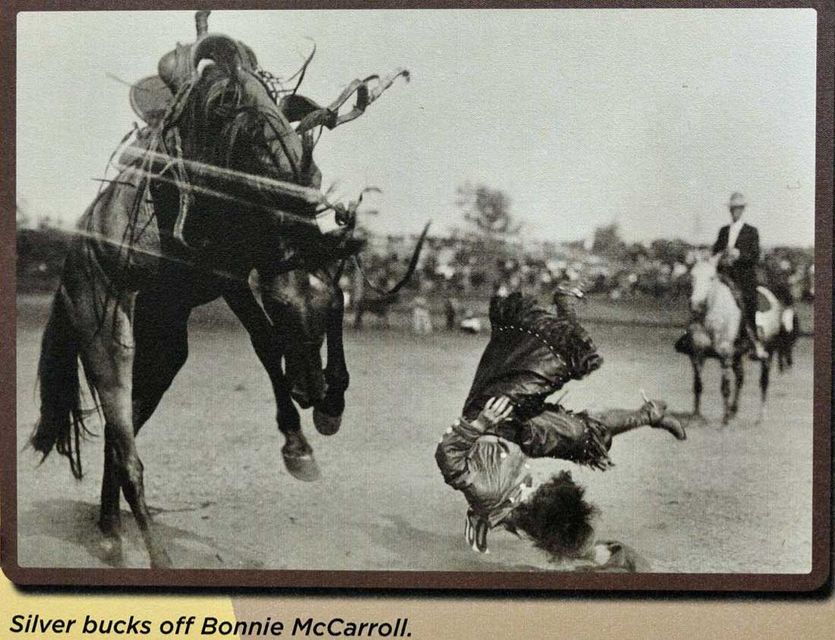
728 192 747 208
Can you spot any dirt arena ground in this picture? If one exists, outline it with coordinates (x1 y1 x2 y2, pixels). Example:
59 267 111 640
15 294 814 573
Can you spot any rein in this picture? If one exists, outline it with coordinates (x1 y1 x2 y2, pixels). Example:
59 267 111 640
296 69 411 134
352 221 431 299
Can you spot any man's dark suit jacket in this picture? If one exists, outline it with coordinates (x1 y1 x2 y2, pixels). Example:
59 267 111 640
711 222 760 293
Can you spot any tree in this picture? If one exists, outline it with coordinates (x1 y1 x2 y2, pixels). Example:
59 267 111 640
591 223 626 259
15 202 31 229
454 183 522 291
456 183 522 238
650 238 691 265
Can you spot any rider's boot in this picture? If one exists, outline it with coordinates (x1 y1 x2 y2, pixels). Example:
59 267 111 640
745 321 768 361
637 399 687 441
607 399 687 441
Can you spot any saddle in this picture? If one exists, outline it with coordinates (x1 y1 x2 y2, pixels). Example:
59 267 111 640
130 38 354 134
130 45 295 124
125 31 328 249
716 273 747 315
120 11 409 255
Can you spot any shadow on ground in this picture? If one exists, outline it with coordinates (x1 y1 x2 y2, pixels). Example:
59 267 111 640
17 499 264 569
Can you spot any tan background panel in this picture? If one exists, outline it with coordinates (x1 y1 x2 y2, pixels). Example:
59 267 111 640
2 571 835 640
233 594 835 639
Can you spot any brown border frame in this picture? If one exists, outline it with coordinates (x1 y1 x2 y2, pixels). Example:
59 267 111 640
1 0 831 592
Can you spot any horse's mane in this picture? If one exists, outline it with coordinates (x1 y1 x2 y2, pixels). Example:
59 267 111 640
170 64 316 186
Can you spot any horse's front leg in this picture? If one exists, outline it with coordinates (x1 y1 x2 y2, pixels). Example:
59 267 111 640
690 355 706 423
719 357 733 426
223 286 320 482
757 351 773 424
730 353 744 418
313 285 349 436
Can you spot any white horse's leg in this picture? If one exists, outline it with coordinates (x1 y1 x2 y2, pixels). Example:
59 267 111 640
720 357 733 426
730 353 744 418
756 351 773 424
690 355 706 423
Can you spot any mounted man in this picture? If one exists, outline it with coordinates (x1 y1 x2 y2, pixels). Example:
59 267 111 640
710 192 767 361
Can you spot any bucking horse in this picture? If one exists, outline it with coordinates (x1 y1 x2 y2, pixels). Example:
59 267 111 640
30 11 426 568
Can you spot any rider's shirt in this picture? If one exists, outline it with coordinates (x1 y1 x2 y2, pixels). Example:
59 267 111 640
435 417 532 528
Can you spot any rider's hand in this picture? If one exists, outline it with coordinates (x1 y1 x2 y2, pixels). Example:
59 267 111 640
722 247 739 265
476 396 514 429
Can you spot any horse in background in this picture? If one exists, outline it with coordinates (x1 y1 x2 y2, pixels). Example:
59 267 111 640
757 285 800 373
353 290 399 328
677 254 790 425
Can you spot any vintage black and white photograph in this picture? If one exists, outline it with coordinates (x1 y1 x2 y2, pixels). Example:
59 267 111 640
12 8 820 580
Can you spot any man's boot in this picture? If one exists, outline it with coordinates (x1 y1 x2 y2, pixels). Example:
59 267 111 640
636 400 687 441
745 322 768 361
611 400 687 440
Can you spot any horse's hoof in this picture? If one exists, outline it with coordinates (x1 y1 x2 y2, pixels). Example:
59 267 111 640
149 548 173 570
282 451 322 482
689 413 707 427
97 536 124 566
313 408 342 436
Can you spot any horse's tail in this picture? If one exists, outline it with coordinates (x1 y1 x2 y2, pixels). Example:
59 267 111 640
30 292 91 479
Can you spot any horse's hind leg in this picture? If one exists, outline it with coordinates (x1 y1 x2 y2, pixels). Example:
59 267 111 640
98 439 124 564
78 293 171 568
776 333 787 372
97 295 189 565
131 293 191 430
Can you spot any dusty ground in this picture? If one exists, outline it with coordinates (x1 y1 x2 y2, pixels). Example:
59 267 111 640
14 294 814 573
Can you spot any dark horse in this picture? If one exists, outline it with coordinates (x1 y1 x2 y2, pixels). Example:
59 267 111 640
31 19 422 568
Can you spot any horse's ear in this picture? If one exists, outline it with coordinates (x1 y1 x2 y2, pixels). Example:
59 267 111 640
191 34 244 77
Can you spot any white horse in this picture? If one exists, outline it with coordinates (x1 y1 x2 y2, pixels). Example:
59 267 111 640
681 255 791 424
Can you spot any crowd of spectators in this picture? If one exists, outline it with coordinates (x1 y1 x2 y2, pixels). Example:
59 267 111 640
340 233 814 323
17 225 815 332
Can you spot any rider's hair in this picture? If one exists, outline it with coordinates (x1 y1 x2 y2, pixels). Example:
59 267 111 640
504 470 597 561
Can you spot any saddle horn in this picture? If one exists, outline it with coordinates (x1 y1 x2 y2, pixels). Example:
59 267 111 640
192 33 244 78
195 10 211 36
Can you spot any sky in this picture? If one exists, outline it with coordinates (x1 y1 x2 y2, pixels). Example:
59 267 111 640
16 9 817 247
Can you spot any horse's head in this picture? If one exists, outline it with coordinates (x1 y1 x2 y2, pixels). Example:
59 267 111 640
258 268 339 409
689 255 719 314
